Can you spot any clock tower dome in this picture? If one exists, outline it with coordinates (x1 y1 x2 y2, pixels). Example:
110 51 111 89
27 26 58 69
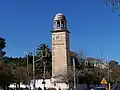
51 13 70 82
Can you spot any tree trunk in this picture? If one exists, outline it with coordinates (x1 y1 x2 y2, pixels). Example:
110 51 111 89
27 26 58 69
18 82 20 89
16 83 17 89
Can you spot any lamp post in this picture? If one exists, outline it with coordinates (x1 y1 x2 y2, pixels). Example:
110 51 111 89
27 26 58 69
73 57 76 89
107 56 111 90
42 61 46 90
33 50 35 90
33 49 48 90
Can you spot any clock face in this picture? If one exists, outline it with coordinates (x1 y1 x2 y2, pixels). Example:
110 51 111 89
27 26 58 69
55 35 62 40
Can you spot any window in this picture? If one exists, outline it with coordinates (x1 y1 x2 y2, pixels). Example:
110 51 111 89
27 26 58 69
54 21 56 28
57 21 60 28
61 21 64 28
85 61 88 65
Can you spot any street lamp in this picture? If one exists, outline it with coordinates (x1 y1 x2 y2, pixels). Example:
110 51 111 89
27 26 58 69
73 57 76 89
107 56 111 90
33 49 48 90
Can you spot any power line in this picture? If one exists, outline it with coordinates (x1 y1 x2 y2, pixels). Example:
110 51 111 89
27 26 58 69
2 36 37 47
7 39 34 47
6 38 39 51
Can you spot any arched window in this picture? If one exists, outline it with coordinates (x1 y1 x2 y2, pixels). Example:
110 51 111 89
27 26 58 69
57 21 60 28
85 61 88 66
61 21 64 28
54 21 56 28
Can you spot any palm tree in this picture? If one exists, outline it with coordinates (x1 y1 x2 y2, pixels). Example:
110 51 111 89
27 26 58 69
36 43 52 79
36 44 51 59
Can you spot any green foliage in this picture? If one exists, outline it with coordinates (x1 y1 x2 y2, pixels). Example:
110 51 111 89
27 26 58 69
0 37 6 50
109 60 119 69
35 43 52 79
108 60 120 84
0 60 13 87
0 37 6 57
0 41 120 87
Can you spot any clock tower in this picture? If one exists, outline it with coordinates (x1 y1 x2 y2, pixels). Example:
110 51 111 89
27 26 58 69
51 13 70 82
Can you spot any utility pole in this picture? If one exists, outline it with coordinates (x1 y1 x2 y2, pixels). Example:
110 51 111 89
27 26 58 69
33 50 35 90
27 54 29 75
73 57 76 89
26 53 30 89
42 49 47 90
24 52 30 88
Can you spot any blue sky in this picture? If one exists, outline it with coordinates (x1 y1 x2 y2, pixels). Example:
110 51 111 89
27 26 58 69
0 0 120 61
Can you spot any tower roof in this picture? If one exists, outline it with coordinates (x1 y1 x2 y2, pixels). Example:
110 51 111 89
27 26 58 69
54 13 66 21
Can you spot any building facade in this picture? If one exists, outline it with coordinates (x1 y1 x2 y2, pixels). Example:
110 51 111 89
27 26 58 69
85 58 108 69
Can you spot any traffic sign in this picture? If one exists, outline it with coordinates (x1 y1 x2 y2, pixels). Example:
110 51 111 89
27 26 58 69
101 78 107 84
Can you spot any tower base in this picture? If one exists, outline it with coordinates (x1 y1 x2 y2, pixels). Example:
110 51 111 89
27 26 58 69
51 77 69 90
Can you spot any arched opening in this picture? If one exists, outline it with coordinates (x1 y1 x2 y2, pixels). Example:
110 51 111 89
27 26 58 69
54 21 56 28
85 61 88 66
57 21 60 28
61 21 64 28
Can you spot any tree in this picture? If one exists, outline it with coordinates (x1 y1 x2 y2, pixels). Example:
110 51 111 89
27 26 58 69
105 0 120 13
109 60 119 69
52 66 74 85
0 37 6 57
72 52 107 84
109 60 120 84
6 57 32 89
20 64 33 86
109 67 120 84
70 51 87 70
0 37 12 89
76 67 104 84
0 60 13 89
35 43 52 79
